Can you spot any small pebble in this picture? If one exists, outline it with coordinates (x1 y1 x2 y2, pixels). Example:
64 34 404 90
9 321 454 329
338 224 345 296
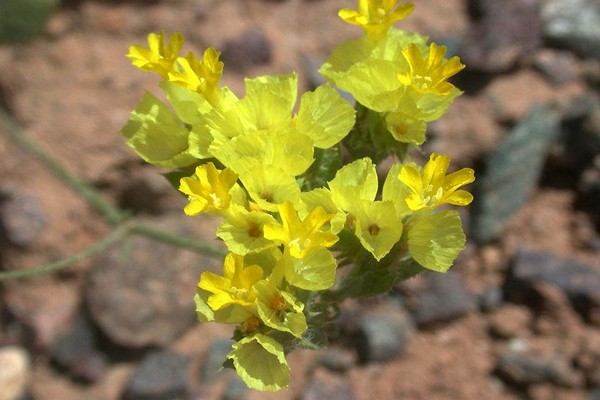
0 346 30 400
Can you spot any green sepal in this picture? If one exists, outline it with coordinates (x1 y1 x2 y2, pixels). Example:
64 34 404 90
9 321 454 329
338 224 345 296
328 229 425 299
343 103 412 164
300 146 343 191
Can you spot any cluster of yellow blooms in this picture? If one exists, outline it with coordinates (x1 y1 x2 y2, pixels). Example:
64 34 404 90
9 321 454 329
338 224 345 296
121 0 474 391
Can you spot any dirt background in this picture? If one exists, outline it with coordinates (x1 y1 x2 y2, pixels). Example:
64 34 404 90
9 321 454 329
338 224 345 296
0 0 599 399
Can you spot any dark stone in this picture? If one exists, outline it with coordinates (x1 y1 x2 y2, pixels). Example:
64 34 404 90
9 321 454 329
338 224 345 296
119 167 184 215
50 316 107 382
496 349 581 387
315 348 355 373
461 0 543 73
0 186 46 247
470 106 561 243
412 272 477 326
356 304 414 363
200 339 234 383
505 248 600 324
122 351 191 400
86 215 222 348
221 29 272 71
542 0 600 59
477 285 504 312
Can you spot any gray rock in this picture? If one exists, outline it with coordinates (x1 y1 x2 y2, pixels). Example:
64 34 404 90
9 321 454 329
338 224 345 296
50 316 107 382
0 346 30 400
534 49 581 85
356 304 414 363
221 29 272 71
461 0 542 72
122 351 191 400
412 271 477 326
0 187 46 247
200 339 234 383
470 106 561 243
496 349 581 387
301 369 357 400
221 375 249 400
86 215 222 348
505 248 600 324
542 0 600 59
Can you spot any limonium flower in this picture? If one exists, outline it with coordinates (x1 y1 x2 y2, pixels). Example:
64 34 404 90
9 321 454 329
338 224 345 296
121 5 475 389
264 201 338 259
397 43 465 95
198 253 263 311
405 210 466 272
179 162 238 216
398 152 475 211
168 48 224 104
339 0 415 40
227 334 290 391
254 280 307 337
126 31 183 78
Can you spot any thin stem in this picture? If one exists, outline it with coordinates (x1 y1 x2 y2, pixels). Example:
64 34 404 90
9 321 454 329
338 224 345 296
0 108 226 282
0 224 129 281
130 223 226 257
0 109 125 225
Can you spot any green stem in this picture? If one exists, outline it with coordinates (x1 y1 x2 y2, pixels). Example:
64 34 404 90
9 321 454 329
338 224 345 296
0 108 226 281
0 224 129 281
0 109 125 225
130 223 226 257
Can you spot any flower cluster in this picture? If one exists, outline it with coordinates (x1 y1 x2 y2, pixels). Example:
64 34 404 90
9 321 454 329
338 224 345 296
120 0 473 392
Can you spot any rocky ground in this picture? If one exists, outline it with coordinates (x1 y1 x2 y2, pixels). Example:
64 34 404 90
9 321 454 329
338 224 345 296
0 0 599 399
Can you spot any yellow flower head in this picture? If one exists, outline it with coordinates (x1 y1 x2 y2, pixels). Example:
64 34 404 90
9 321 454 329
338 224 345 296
179 162 238 216
198 253 264 311
263 201 338 259
168 48 224 103
398 43 465 95
398 152 475 211
126 31 184 78
339 0 415 40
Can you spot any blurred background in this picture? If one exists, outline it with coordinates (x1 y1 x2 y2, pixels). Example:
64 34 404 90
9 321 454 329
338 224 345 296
0 0 599 399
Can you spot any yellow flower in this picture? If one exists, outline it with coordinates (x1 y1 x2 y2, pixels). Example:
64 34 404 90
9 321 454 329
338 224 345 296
198 253 263 311
227 334 290 391
353 200 403 261
398 152 475 211
179 162 238 216
254 280 307 338
217 205 279 255
397 43 465 96
126 31 184 78
264 201 338 259
339 0 415 40
168 48 224 103
406 210 466 272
